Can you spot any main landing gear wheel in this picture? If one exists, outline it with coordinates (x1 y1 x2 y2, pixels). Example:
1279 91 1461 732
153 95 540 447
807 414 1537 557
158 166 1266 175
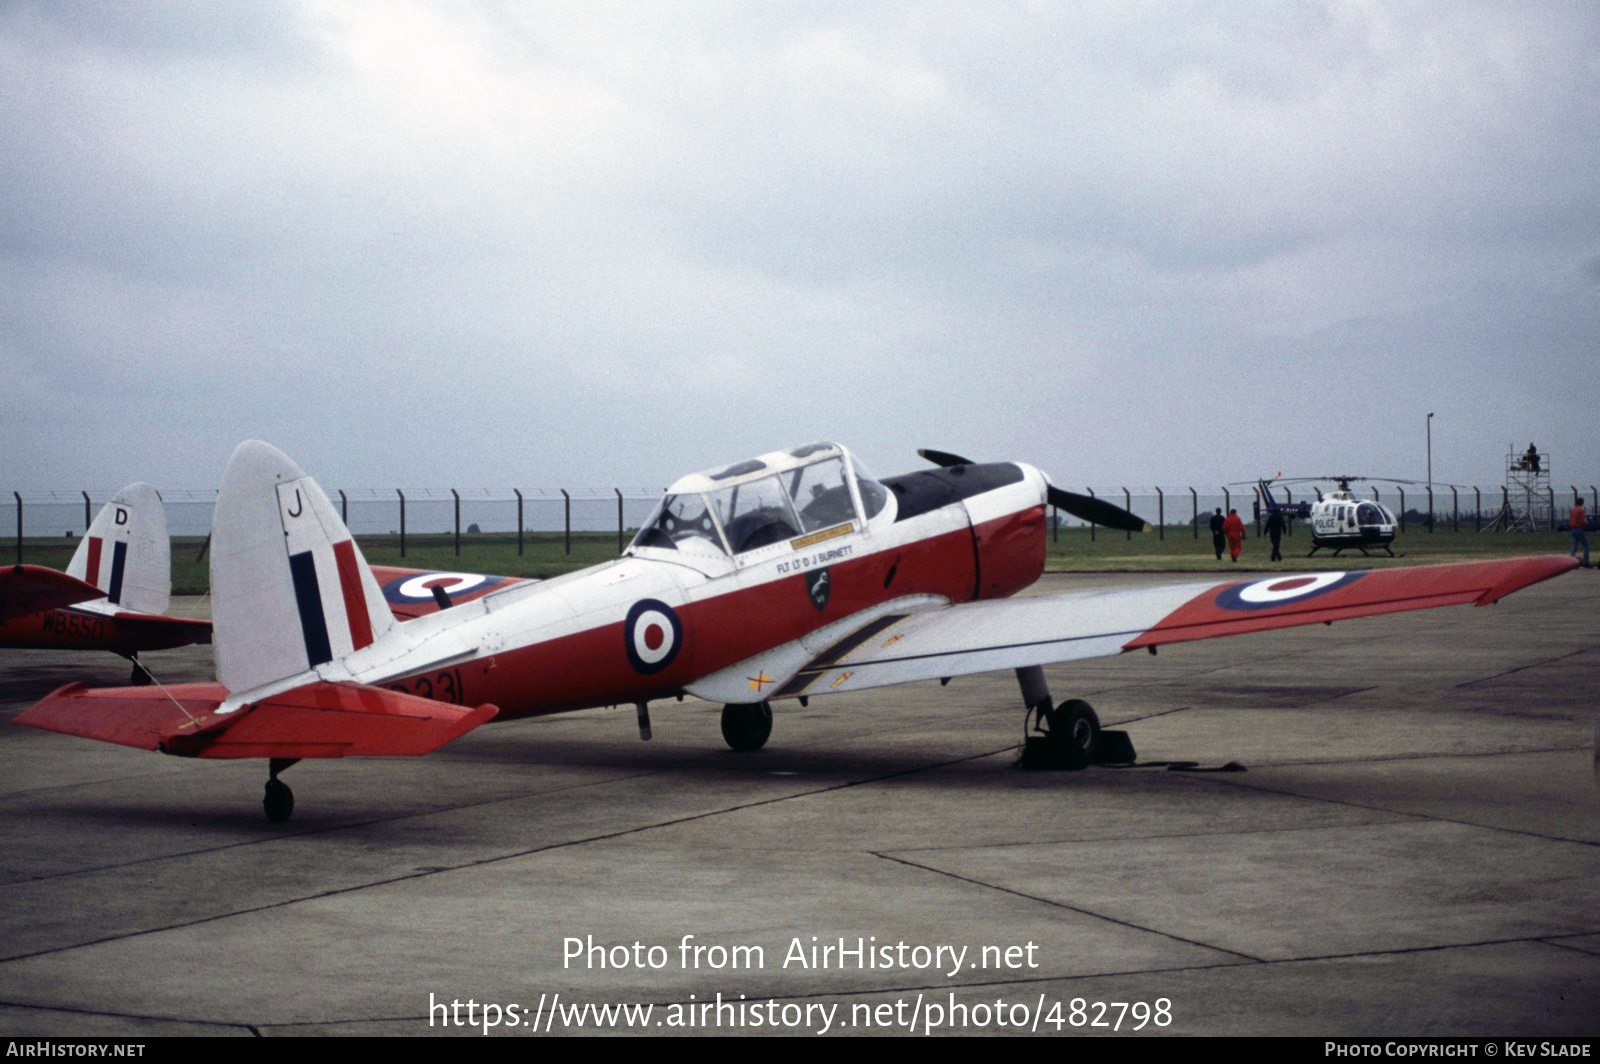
721 701 773 752
1019 698 1100 770
1047 699 1100 770
263 758 299 823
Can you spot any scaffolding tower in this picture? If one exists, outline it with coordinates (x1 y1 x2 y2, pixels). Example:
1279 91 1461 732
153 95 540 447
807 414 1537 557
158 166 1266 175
1485 444 1552 532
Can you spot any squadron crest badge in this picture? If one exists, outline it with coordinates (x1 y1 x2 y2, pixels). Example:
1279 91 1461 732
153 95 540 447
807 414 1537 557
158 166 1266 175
804 567 831 611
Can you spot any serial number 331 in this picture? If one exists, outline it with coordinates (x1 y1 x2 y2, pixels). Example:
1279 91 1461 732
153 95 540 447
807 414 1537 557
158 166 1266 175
389 667 467 704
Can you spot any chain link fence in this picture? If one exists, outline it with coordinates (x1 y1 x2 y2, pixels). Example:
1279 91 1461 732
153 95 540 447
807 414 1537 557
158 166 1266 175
7 482 1597 565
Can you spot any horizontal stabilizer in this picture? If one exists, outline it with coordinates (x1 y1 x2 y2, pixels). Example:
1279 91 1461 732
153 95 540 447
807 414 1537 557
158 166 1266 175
16 680 496 759
369 565 527 620
113 612 214 647
0 565 105 620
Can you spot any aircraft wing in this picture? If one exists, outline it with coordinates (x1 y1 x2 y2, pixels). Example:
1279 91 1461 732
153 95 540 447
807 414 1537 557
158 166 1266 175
368 565 531 620
0 564 106 621
776 556 1578 698
16 679 497 758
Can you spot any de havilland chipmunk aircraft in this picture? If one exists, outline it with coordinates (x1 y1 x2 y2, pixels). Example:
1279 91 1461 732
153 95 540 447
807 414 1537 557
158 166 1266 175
18 441 1577 822
1 483 212 680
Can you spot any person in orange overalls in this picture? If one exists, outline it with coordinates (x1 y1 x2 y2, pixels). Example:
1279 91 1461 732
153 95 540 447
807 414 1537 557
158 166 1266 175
1222 508 1247 563
1570 498 1589 568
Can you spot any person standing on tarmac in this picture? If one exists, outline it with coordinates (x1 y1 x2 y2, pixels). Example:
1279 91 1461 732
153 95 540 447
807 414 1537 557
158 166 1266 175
1222 509 1247 563
1209 508 1226 560
1264 509 1287 562
1570 498 1590 568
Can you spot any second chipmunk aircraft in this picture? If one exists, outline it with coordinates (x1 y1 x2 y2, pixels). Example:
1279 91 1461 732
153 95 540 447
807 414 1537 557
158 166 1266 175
20 441 1577 821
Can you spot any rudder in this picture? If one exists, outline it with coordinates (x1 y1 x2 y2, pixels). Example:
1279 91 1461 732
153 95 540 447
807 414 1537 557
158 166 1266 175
65 482 171 615
211 441 396 694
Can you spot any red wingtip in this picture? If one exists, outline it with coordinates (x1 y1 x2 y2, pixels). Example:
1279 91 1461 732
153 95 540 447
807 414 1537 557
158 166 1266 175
1474 554 1582 606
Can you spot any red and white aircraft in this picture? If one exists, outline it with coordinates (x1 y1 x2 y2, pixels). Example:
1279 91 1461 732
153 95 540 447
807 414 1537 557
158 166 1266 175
1 483 211 679
18 441 1576 822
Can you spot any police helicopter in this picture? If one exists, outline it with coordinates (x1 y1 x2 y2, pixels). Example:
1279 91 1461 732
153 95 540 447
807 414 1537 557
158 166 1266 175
1255 477 1406 557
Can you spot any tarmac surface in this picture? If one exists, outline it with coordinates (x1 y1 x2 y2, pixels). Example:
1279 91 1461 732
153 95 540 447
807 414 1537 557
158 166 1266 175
1 569 1597 1037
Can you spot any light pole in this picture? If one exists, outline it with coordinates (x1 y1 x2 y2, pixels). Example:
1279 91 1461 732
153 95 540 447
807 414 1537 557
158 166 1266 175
1426 412 1434 529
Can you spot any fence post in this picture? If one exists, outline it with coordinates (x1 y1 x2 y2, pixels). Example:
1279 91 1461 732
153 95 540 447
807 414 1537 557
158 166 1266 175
1550 488 1557 531
1452 487 1458 532
1502 486 1508 524
1222 487 1230 520
1426 487 1433 532
1285 488 1294 536
1190 487 1197 539
1475 487 1481 532
1574 485 1582 512
615 489 625 554
82 490 91 533
1398 487 1405 532
1591 486 1597 514
452 489 461 556
515 489 524 556
397 490 406 558
561 489 571 554
1088 488 1096 541
13 492 20 565
1156 487 1164 541
1123 488 1131 541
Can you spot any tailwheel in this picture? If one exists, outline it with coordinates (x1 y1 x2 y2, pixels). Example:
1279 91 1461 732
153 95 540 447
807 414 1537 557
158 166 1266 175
263 758 299 823
721 701 773 752
263 779 294 823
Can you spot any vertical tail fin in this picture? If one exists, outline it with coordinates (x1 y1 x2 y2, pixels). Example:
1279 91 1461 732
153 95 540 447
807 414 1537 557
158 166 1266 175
65 483 171 615
211 441 395 694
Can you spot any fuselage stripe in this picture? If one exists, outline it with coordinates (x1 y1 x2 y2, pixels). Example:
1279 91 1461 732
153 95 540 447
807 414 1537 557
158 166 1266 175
332 539 373 650
107 541 127 605
85 537 102 587
288 550 333 667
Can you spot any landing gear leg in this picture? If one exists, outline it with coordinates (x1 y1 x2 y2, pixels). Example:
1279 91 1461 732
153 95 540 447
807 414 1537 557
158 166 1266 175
1017 666 1087 769
127 654 152 686
721 701 773 752
1015 667 1128 770
264 758 299 823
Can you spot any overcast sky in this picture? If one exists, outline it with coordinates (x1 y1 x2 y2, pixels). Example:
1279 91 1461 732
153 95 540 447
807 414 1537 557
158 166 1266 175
3 0 1597 494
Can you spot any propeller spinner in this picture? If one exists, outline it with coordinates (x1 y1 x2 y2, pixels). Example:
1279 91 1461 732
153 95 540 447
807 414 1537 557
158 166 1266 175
917 449 1152 533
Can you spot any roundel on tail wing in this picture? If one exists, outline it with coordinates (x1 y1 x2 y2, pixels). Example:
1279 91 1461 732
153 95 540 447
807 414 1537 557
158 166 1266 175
381 571 511 604
624 598 682 675
1214 571 1365 611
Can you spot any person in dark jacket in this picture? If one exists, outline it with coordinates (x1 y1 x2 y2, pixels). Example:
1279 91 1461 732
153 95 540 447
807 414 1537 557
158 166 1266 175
1209 508 1226 560
1264 509 1287 562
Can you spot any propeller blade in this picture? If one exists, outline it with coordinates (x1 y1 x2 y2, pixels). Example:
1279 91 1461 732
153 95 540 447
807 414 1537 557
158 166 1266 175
1047 486 1152 533
918 448 976 468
